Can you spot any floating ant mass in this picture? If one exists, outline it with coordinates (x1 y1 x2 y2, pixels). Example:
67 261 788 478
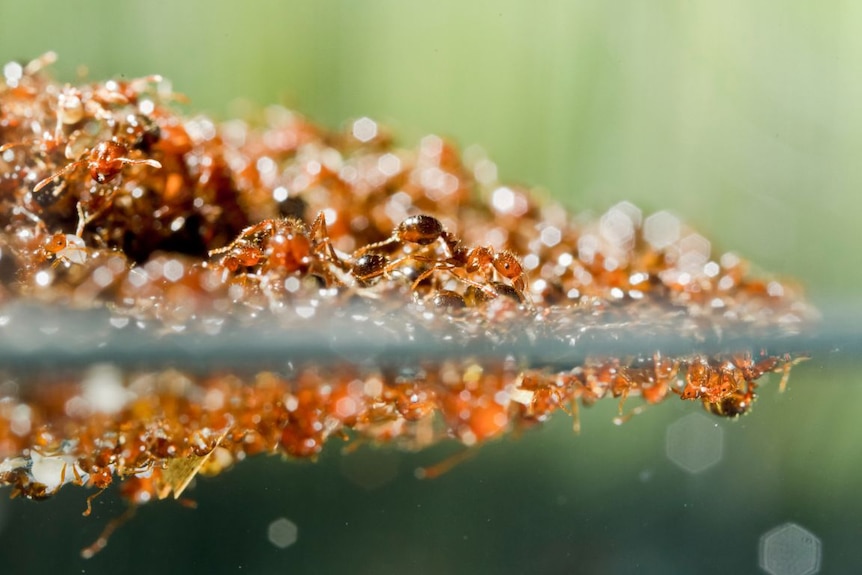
0 56 816 563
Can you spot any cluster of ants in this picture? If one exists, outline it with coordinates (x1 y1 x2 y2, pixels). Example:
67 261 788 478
0 55 814 555
208 212 530 308
0 54 533 312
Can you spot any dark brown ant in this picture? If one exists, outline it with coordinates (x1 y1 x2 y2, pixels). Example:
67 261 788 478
351 253 389 286
349 215 452 287
354 214 448 256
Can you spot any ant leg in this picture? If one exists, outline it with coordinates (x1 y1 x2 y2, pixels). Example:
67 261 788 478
410 262 450 292
777 362 792 393
80 506 137 559
353 234 397 257
613 403 649 426
310 212 344 267
0 142 27 153
33 160 84 193
617 388 630 417
23 51 57 75
75 202 89 237
83 488 106 517
570 399 582 434
414 448 477 480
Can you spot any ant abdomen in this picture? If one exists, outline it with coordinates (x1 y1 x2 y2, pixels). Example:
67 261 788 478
397 214 444 245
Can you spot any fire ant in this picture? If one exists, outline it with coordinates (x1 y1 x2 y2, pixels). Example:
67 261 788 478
676 357 762 418
352 214 530 304
32 138 162 235
412 243 530 304
704 383 757 417
347 215 454 288
209 212 347 284
34 139 162 192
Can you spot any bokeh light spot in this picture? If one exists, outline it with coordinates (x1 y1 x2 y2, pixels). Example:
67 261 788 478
665 413 723 473
759 523 821 575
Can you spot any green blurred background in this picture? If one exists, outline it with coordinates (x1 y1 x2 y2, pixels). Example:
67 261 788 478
0 1 859 574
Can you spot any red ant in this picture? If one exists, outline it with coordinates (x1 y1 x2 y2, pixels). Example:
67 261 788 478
32 139 161 235
676 357 768 418
412 242 529 304
209 212 347 285
351 214 530 304
33 139 162 192
43 231 88 264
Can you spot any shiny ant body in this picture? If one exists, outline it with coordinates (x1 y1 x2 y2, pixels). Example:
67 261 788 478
209 212 346 285
2 59 164 235
33 139 162 192
352 214 530 304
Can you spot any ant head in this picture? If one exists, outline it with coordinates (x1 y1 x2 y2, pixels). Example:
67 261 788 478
44 232 68 254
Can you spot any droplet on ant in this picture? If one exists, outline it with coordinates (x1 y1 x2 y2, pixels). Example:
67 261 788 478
57 89 84 125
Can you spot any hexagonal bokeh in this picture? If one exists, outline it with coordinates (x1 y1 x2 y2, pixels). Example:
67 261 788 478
351 117 378 143
665 413 724 473
267 517 299 549
759 523 821 575
643 210 681 250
